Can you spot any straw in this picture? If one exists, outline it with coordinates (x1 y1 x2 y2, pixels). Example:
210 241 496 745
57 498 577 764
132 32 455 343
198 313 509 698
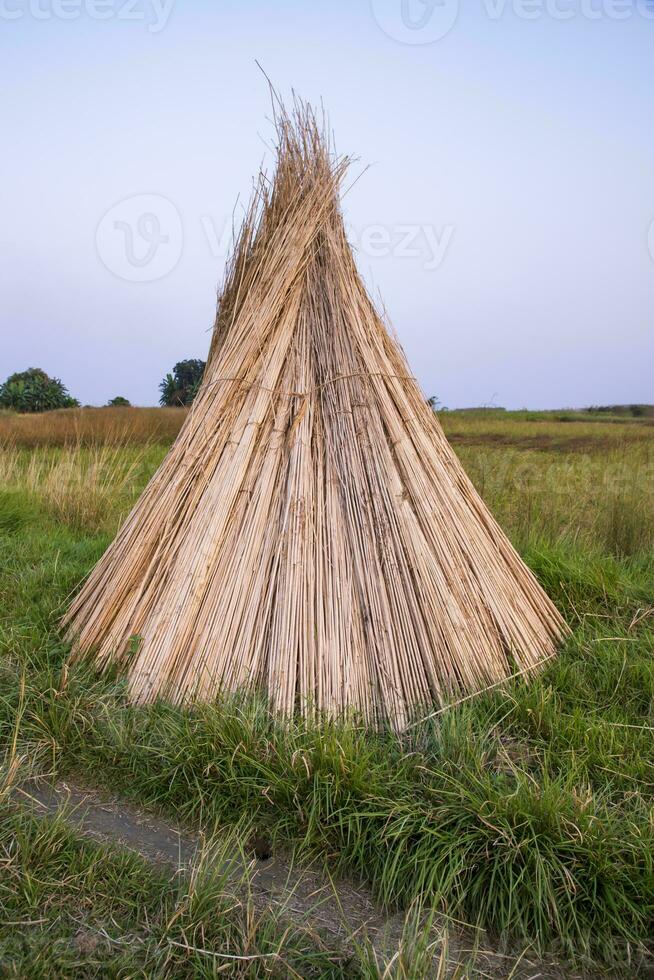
64 99 568 729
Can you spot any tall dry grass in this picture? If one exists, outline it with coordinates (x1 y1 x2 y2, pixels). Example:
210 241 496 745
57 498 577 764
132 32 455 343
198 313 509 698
0 407 186 448
0 443 157 533
4 434 649 560
459 443 654 557
441 412 654 452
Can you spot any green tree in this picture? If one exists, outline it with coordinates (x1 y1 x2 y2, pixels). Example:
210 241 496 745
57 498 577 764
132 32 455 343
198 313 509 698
427 394 448 412
159 359 205 407
0 368 79 413
107 396 131 407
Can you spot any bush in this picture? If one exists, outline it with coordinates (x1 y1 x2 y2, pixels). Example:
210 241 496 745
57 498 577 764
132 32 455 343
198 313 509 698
0 368 79 413
159 359 205 407
107 396 131 407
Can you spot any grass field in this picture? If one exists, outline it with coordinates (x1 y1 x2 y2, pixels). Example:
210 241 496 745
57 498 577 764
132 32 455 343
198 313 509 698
0 408 652 976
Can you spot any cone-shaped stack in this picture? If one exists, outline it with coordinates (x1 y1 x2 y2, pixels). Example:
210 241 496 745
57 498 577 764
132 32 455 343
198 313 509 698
65 102 567 728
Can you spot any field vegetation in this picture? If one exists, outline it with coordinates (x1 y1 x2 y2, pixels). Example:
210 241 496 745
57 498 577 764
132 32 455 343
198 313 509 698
0 408 652 976
0 405 186 448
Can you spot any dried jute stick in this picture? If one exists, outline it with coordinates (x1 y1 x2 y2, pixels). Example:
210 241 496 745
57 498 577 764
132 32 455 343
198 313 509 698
63 97 569 731
405 651 559 730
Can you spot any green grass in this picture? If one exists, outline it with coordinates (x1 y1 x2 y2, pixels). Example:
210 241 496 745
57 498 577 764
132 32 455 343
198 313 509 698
0 415 652 976
0 798 357 977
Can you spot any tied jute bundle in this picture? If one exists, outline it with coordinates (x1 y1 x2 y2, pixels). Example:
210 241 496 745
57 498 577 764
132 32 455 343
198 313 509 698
64 101 567 729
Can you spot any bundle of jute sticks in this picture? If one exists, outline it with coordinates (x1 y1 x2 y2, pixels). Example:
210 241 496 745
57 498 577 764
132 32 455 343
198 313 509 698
65 101 567 728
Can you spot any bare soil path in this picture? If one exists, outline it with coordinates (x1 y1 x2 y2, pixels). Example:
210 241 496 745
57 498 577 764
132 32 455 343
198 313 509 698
13 778 574 977
14 778 405 951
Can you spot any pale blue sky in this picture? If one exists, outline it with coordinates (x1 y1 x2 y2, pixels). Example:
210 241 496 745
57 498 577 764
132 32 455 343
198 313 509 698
1 0 652 408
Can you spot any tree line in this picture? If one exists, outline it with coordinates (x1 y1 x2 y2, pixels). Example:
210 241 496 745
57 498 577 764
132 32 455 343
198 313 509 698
0 360 206 412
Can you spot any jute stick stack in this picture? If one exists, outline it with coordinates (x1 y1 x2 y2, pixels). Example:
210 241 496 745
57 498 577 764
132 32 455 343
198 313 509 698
64 101 567 729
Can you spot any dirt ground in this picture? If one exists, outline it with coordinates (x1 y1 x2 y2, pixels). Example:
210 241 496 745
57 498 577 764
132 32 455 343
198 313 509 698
13 778 574 977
